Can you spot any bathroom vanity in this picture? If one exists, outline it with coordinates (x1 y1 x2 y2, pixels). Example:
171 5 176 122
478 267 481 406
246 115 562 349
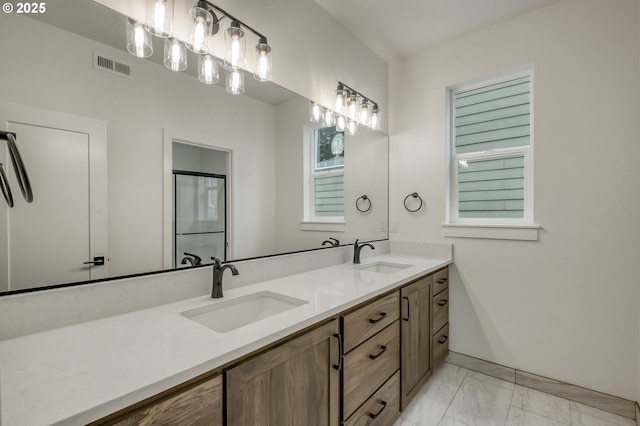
0 253 450 425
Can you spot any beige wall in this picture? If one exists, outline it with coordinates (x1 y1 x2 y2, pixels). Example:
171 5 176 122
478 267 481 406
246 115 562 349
389 0 640 400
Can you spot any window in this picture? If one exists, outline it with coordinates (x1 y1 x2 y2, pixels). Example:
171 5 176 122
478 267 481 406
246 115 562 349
303 125 345 225
448 72 534 227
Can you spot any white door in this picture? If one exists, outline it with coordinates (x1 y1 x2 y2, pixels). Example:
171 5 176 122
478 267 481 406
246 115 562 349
0 103 107 292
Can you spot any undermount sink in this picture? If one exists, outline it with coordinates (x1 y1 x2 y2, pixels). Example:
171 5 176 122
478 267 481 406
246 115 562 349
355 261 412 274
181 291 308 333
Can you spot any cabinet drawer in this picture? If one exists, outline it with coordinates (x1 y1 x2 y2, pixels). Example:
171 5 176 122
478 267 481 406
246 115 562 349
344 371 400 426
343 322 400 419
343 291 399 353
432 323 449 369
432 288 449 335
432 267 449 296
111 375 222 426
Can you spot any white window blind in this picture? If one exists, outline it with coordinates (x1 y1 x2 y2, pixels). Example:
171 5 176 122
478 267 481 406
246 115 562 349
451 74 532 222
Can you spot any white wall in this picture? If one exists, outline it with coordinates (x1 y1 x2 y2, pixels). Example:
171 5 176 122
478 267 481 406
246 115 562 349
0 15 277 275
389 0 640 400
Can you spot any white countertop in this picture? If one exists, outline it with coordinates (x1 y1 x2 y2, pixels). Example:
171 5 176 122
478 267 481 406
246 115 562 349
0 254 450 426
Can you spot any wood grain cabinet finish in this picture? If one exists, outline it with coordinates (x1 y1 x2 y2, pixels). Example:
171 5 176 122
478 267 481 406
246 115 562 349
342 292 399 353
431 267 449 371
343 371 401 426
432 268 449 296
433 323 449 369
432 288 449 335
343 322 400 419
400 275 432 410
226 320 340 426
107 375 222 426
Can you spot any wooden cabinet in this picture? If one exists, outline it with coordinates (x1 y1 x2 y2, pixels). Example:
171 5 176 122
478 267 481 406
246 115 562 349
341 292 400 425
226 320 340 426
431 267 450 370
95 374 223 426
400 275 432 410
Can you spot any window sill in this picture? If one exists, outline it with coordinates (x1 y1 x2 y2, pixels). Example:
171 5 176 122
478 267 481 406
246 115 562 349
442 223 540 241
300 221 347 232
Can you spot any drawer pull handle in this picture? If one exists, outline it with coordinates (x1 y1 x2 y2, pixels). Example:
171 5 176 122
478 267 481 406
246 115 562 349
332 333 343 371
369 345 387 360
437 278 448 284
438 335 448 344
402 296 410 321
368 312 387 324
368 400 387 419
437 299 448 306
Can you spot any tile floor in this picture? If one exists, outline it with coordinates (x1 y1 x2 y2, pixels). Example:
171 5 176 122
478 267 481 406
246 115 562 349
393 363 636 426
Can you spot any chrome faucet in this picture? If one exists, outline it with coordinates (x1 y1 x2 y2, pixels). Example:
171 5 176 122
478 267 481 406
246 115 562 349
322 237 340 247
210 257 239 298
180 252 202 266
353 239 375 264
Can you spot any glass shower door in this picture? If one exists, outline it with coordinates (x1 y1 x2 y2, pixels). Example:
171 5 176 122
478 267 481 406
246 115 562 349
174 172 226 266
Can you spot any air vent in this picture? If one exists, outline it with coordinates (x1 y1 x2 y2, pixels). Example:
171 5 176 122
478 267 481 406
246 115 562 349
93 52 132 79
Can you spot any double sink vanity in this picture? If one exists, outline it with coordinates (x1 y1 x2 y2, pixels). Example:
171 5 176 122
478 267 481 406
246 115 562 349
0 250 451 425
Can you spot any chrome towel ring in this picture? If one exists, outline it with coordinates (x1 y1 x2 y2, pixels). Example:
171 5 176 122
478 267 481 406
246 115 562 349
356 195 372 213
404 192 423 212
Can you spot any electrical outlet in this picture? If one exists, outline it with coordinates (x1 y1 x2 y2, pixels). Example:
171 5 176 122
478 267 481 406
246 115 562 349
390 220 399 233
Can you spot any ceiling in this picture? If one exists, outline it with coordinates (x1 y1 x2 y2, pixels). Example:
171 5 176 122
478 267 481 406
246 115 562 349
315 0 564 62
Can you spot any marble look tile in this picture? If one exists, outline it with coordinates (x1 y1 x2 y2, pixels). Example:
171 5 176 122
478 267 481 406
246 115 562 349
446 351 516 383
438 416 470 426
431 362 470 387
401 378 459 426
506 406 569 426
511 384 571 424
570 401 636 426
445 372 514 425
516 371 636 420
392 416 420 426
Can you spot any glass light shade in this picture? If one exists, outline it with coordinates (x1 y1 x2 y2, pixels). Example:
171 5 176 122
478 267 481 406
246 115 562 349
199 55 219 84
335 115 347 132
146 0 173 38
164 38 187 72
309 102 322 122
226 68 245 95
254 38 272 82
335 88 347 114
369 107 380 131
358 100 371 126
346 94 358 120
322 109 334 127
346 119 358 136
187 6 214 53
126 20 153 58
225 21 246 68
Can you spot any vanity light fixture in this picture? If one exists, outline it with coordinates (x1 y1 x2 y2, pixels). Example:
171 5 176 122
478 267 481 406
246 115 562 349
126 20 153 58
146 0 174 38
358 99 371 126
370 105 380 131
346 93 358 120
164 38 187 71
128 0 273 94
335 83 347 115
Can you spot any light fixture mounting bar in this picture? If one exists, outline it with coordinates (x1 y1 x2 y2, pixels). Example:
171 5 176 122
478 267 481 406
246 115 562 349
200 0 267 40
338 81 377 107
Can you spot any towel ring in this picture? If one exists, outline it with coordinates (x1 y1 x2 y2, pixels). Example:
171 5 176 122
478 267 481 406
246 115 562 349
0 164 14 208
404 192 423 212
356 195 372 213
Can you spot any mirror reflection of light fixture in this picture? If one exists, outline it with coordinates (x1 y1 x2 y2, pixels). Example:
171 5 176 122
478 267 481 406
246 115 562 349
226 68 245 95
225 21 246 69
346 118 358 136
254 37 272 82
187 2 218 54
309 102 322 122
126 20 153 58
336 115 347 132
323 108 334 127
199 54 219 84
164 38 187 71
146 0 174 38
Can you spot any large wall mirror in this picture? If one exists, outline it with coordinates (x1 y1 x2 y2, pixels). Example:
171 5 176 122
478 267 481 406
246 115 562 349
0 0 388 295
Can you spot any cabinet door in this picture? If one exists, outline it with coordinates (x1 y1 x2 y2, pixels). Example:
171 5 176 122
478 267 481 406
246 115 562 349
400 276 431 409
226 320 340 426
